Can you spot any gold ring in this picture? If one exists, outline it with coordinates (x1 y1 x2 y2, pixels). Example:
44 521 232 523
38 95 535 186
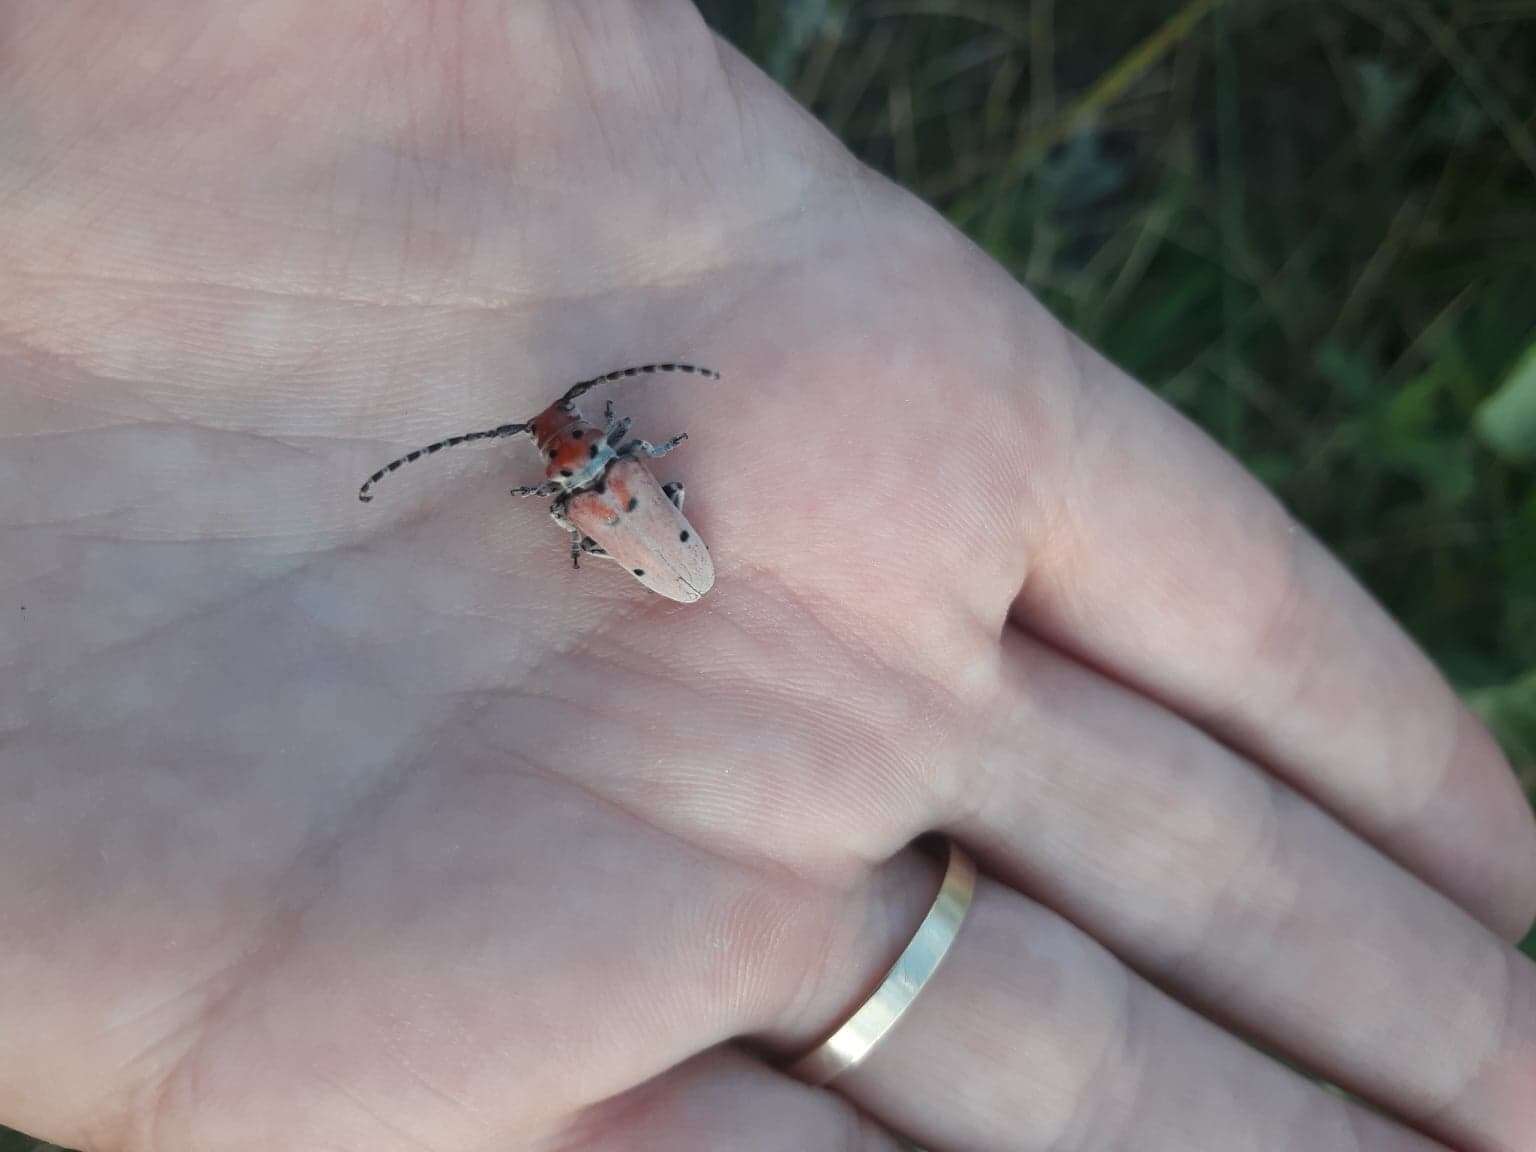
785 839 977 1086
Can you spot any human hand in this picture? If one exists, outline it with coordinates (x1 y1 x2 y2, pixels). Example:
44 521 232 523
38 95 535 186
2 4 1533 1151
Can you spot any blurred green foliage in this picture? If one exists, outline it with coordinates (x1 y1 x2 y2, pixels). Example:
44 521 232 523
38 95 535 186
702 0 1536 811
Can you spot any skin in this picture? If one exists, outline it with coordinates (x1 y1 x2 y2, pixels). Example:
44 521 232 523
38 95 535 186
1 3 1533 1151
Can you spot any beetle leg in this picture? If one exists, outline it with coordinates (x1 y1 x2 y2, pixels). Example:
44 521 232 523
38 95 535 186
619 432 687 460
548 499 608 567
565 530 610 568
661 481 685 511
605 415 632 447
513 480 561 497
546 501 581 568
604 399 615 422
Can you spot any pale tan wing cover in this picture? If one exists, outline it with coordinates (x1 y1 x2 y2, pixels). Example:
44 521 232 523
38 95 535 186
564 459 714 603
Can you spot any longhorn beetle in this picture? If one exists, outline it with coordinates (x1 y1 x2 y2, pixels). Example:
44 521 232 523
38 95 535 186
359 363 718 603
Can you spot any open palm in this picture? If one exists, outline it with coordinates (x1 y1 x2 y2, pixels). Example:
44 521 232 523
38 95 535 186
3 4 1534 1152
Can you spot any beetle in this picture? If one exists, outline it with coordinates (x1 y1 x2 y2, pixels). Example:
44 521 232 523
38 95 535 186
358 363 718 603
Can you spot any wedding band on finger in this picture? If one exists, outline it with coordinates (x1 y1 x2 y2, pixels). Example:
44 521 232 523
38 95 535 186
785 839 977 1086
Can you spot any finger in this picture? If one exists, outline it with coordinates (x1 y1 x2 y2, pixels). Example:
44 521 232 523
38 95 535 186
560 1048 905 1152
775 875 1451 1152
1008 332 1536 940
951 630 1536 1151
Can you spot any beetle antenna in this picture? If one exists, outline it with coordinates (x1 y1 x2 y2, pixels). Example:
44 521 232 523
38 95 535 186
558 362 719 406
358 422 529 503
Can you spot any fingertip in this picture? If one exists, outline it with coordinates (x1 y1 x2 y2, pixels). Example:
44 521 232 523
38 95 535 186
1463 714 1536 943
1497 781 1536 943
1414 706 1536 943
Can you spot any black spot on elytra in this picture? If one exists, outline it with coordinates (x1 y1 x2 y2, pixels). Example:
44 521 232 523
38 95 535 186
679 530 690 542
627 497 639 512
570 429 583 439
632 568 645 577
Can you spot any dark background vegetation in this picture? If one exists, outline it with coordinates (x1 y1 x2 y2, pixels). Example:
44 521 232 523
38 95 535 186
3 1 1534 1147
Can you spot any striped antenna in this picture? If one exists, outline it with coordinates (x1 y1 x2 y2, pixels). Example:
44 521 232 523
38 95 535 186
558 362 719 406
358 422 528 503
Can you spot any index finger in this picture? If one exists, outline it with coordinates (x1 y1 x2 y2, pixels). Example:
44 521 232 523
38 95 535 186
1010 332 1536 940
